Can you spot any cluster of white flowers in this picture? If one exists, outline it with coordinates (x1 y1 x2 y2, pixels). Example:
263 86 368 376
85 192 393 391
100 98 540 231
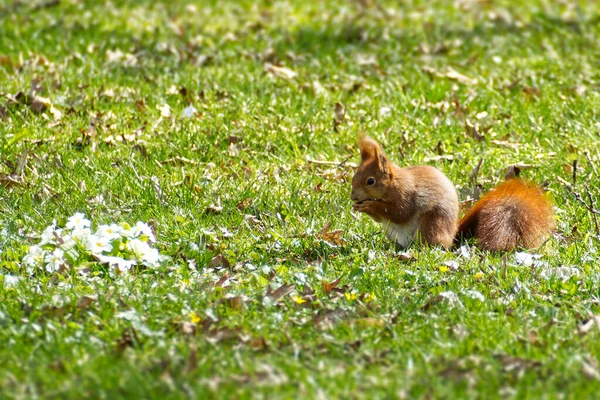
22 213 166 274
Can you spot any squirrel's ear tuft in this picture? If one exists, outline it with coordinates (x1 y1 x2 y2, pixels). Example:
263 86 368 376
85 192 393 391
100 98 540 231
359 136 389 172
358 136 380 162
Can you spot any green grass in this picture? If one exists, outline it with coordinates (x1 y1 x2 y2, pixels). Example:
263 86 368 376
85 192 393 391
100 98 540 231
1 0 600 398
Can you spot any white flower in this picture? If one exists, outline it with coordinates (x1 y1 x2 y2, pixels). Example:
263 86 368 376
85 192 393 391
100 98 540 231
40 223 57 245
86 235 112 254
96 224 122 240
540 266 580 281
128 239 152 257
66 212 91 230
3 275 20 288
70 227 92 243
158 104 171 118
134 221 155 242
44 248 65 272
142 248 161 267
455 245 472 259
119 222 137 238
438 291 465 310
23 245 46 268
120 221 155 242
514 252 544 267
182 105 197 118
464 289 485 302
59 235 78 252
127 239 162 267
95 254 137 272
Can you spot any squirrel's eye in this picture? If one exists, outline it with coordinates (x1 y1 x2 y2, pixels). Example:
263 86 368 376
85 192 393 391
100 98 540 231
367 177 376 186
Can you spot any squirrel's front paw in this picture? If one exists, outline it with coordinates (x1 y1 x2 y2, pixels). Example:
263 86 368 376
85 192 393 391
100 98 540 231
353 200 377 213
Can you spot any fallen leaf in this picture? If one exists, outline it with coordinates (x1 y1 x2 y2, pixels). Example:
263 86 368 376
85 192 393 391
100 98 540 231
495 355 541 374
422 66 477 85
333 102 346 132
264 63 297 79
492 140 520 149
161 156 197 166
316 221 346 246
183 346 198 374
205 204 223 214
424 155 454 162
265 283 295 302
465 119 484 141
583 356 600 380
322 276 342 294
577 316 600 337
76 295 97 310
30 96 51 113
522 87 541 97
236 198 253 211
445 68 477 85
396 251 415 261
208 254 230 269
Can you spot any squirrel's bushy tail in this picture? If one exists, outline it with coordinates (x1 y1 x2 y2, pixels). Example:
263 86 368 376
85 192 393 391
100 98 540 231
457 179 554 251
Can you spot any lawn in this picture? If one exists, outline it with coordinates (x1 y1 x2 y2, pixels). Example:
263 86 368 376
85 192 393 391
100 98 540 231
1 0 600 398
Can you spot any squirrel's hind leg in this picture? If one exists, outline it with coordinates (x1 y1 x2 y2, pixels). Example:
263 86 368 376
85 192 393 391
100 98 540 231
418 209 458 249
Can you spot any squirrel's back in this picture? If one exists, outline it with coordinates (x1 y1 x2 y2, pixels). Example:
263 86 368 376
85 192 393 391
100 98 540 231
457 179 553 251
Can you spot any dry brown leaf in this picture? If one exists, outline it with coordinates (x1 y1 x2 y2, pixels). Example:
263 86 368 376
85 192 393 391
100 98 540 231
236 198 253 211
396 251 415 262
465 119 484 141
424 155 454 162
317 221 346 246
469 158 484 183
161 156 197 166
181 321 196 336
423 66 477 85
265 283 295 302
522 87 541 97
577 316 600 336
445 68 477 85
76 295 97 310
205 204 223 214
208 254 230 269
322 276 342 294
495 355 541 374
348 317 385 328
0 173 24 188
333 102 346 132
583 356 600 380
183 346 198 374
491 140 520 149
30 96 51 113
264 63 297 79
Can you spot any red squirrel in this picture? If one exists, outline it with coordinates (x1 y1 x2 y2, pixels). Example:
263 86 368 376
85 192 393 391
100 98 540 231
351 136 554 251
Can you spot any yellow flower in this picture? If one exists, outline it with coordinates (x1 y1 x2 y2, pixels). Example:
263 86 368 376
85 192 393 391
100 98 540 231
345 292 357 301
474 272 484 280
439 265 449 273
189 312 202 324
364 292 376 303
292 295 307 304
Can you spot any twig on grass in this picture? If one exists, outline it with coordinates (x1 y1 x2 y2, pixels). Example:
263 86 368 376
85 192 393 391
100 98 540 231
558 177 600 236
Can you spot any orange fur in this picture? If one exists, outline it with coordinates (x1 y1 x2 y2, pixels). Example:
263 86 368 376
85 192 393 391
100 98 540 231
457 179 554 251
351 136 459 248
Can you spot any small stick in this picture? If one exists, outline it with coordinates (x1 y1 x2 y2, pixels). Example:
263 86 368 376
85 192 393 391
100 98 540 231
557 177 600 236
585 151 598 175
572 159 578 185
306 157 354 168
585 185 600 236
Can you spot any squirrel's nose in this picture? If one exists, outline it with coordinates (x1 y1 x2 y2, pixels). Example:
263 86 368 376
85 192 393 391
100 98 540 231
351 191 359 202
